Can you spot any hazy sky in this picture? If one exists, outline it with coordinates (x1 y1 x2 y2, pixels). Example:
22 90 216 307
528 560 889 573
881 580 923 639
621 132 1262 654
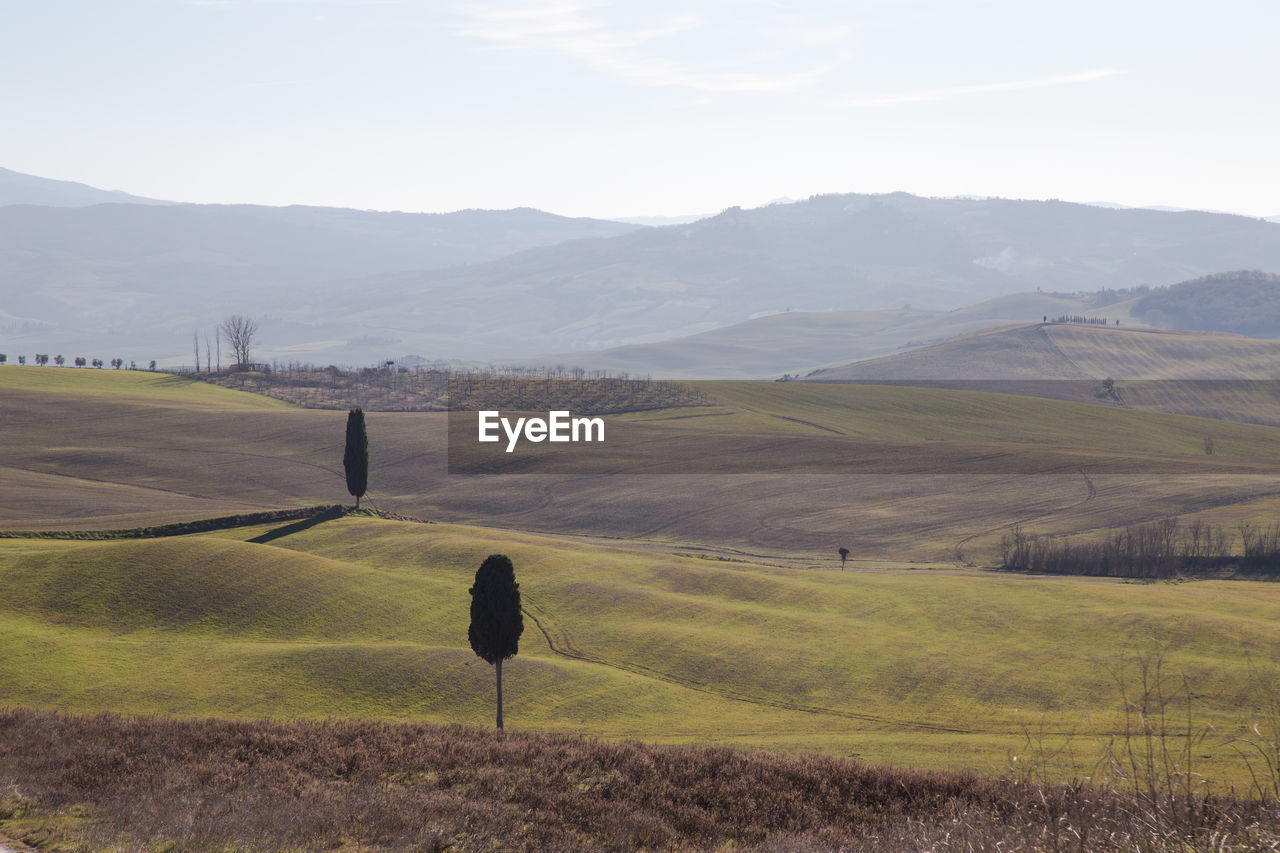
3 0 1277 218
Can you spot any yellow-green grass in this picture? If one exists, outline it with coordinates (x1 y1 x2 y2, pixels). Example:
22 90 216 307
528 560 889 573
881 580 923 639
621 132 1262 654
0 364 292 408
6 365 1280 561
4 515 1280 787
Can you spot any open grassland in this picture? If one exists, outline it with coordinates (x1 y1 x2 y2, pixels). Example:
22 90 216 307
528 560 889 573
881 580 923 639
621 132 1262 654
814 323 1280 383
5 516 1280 787
4 710 1279 853
5 366 1280 561
811 322 1280 424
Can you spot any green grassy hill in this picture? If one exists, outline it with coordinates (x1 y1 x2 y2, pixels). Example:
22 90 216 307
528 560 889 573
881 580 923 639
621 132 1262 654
7 366 1280 786
4 515 1280 787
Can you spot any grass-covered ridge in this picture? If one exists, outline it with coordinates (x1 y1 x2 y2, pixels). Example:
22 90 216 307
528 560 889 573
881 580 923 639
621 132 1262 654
0 364 292 407
4 515 1280 784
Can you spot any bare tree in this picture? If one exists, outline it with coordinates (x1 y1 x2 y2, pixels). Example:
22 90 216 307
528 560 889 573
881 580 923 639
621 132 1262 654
220 315 259 368
193 330 201 372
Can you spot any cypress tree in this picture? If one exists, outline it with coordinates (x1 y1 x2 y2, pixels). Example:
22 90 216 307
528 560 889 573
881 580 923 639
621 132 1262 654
468 553 524 730
343 408 368 508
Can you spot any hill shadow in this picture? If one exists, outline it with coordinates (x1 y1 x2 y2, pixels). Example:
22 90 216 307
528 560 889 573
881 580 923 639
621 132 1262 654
249 506 346 544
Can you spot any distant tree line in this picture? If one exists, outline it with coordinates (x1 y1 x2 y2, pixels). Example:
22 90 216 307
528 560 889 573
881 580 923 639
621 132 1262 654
999 518 1280 578
1047 315 1117 326
0 354 153 370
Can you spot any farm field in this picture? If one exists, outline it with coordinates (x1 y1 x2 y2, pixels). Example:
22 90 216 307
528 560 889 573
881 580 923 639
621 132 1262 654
4 514 1280 787
5 365 1280 788
5 366 1280 562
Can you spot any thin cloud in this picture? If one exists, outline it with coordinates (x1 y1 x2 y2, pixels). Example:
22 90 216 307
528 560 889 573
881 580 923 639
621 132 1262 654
454 1 840 94
847 68 1123 107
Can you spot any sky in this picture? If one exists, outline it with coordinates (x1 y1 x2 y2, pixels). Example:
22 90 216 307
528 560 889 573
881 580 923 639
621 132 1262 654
2 0 1277 219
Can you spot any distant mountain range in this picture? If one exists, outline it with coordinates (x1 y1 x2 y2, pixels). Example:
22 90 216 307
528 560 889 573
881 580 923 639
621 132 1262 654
0 168 641 365
3 167 1280 367
334 193 1280 361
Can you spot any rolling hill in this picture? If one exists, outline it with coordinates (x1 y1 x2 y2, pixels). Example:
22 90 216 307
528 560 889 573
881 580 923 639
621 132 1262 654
5 513 1280 787
6 366 1280 564
807 322 1280 424
521 290 1140 379
7 366 1280 794
1134 269 1280 336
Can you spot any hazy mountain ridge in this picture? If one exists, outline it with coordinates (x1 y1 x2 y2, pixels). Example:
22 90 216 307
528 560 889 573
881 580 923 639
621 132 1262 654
0 168 644 364
0 166 174 207
327 192 1280 358
343 193 1280 360
5 169 1280 366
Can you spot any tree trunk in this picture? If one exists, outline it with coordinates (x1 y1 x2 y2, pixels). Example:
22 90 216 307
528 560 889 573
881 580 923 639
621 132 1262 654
495 658 504 731
355 493 360 509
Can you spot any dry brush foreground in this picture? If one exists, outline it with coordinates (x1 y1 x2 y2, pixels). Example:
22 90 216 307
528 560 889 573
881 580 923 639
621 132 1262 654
2 710 1279 852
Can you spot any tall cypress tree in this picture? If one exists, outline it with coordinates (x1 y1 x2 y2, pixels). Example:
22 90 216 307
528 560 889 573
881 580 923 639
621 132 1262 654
343 408 368 508
468 553 524 730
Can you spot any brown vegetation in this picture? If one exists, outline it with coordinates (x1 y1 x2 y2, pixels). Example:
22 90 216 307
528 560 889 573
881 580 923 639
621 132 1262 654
1 709 1278 852
196 366 711 414
999 518 1280 578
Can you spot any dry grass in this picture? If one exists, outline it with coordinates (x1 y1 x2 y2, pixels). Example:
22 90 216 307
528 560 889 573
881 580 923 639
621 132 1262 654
8 365 1280 561
809 322 1280 424
2 708 1278 852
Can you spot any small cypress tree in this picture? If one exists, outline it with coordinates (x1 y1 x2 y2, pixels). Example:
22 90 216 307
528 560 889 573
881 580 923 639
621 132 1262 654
343 408 368 508
838 547 850 570
468 554 524 730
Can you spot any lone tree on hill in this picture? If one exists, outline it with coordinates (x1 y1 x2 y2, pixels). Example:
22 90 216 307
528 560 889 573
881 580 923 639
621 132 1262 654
219 315 259 368
838 547 850 570
468 554 524 731
343 408 368 508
